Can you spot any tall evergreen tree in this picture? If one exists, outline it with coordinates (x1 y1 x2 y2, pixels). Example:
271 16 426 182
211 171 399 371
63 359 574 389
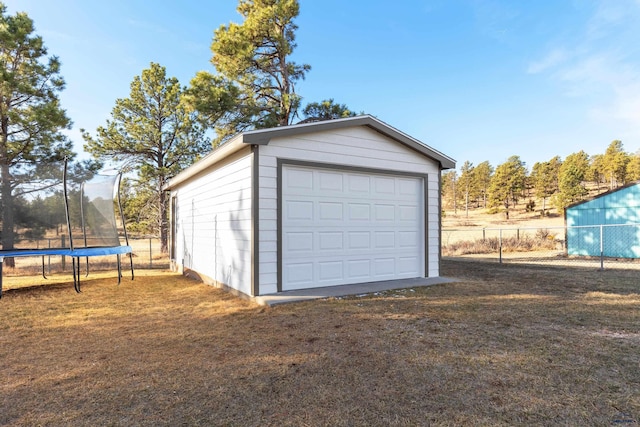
83 63 207 253
488 156 526 219
587 153 606 191
553 151 589 210
301 99 356 123
0 4 73 266
441 170 458 213
472 161 493 209
207 0 310 142
458 161 474 217
626 151 640 182
183 71 242 148
531 156 561 216
603 140 629 189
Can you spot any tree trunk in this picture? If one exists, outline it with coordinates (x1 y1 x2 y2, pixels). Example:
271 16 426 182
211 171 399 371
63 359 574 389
465 187 469 218
453 180 457 214
610 173 614 190
1 162 16 267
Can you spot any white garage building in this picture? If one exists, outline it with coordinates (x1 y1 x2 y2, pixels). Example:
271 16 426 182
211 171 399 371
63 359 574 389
165 115 455 297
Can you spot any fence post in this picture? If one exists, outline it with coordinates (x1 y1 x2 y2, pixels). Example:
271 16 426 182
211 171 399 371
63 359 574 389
482 228 486 241
599 224 604 271
517 228 520 240
149 238 153 269
499 229 503 264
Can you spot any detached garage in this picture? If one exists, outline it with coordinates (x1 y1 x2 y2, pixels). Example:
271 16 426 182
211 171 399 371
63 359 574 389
165 115 455 297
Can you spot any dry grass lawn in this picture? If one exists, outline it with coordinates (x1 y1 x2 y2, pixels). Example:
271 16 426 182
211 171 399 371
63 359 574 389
1 261 639 426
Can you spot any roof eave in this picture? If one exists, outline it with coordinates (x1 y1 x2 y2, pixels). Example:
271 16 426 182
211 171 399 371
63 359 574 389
163 134 246 190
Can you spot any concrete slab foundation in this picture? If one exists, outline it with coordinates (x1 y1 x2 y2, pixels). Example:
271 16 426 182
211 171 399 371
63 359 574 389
254 276 457 306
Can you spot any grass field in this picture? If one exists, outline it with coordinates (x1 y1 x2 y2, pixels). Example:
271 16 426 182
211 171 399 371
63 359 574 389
1 261 639 426
442 206 567 246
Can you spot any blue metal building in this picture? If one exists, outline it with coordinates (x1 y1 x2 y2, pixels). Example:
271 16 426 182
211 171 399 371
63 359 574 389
565 182 640 258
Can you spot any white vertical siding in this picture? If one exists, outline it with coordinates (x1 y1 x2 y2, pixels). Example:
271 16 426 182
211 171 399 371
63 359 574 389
258 126 441 294
172 148 253 296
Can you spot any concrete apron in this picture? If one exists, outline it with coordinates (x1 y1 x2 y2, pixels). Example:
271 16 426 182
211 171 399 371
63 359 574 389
254 277 457 306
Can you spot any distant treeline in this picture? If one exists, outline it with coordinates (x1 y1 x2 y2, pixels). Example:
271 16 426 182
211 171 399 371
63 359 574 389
442 140 638 218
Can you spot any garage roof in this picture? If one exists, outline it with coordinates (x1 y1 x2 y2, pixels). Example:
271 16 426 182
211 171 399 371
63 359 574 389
165 115 455 190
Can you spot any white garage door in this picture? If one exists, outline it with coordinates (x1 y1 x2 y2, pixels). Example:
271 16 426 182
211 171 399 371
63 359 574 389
282 165 425 291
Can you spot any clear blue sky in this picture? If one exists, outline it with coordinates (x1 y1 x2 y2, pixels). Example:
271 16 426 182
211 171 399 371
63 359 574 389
5 0 640 171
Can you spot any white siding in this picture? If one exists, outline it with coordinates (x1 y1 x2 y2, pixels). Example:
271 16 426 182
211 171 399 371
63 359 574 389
258 126 441 294
172 148 253 296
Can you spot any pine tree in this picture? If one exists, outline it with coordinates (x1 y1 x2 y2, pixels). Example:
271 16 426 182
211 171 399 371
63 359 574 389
553 151 589 210
531 156 561 216
603 140 629 189
488 156 526 219
0 4 73 265
208 0 311 141
83 63 208 253
458 161 474 218
472 161 493 209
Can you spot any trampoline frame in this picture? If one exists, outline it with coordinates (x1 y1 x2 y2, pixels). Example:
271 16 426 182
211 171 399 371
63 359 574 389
0 159 134 297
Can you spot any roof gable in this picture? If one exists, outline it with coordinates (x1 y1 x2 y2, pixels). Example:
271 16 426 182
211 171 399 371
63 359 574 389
166 115 455 190
240 115 455 169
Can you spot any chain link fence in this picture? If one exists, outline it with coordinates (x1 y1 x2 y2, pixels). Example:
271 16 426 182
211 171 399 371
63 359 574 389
1 237 169 278
442 224 640 270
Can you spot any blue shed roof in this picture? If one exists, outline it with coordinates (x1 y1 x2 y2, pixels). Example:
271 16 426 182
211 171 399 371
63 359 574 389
566 182 640 227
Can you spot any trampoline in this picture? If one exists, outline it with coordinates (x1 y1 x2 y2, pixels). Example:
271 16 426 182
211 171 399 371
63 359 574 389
0 159 134 297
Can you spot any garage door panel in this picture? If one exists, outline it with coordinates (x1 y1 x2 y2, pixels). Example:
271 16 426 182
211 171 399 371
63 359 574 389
348 203 371 220
286 262 314 285
286 232 313 252
399 231 419 248
318 202 343 220
348 175 370 193
399 205 418 221
348 231 371 249
282 165 424 291
318 171 344 191
286 168 314 189
398 178 420 195
374 258 395 276
374 231 395 249
318 260 343 281
374 204 395 220
347 259 371 278
286 200 314 220
374 176 395 194
399 256 420 274
318 231 343 251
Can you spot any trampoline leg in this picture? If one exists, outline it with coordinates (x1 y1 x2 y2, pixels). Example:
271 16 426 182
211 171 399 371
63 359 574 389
129 252 134 281
117 254 122 285
0 260 3 299
85 256 89 278
77 258 82 292
41 256 48 280
73 258 81 293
